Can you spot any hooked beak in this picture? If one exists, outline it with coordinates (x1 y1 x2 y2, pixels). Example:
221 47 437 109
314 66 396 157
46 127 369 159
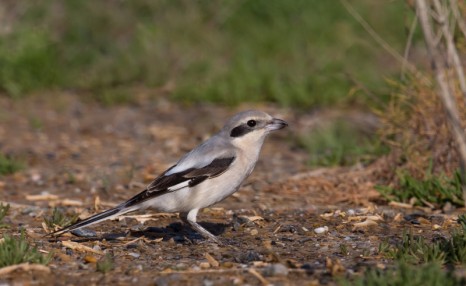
266 118 288 131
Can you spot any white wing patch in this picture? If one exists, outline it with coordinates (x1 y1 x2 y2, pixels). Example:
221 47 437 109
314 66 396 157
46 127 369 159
166 181 190 192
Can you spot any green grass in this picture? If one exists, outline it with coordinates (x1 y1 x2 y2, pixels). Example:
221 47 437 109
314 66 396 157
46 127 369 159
96 254 114 274
379 216 466 265
377 169 464 208
43 208 79 230
297 119 388 167
341 218 466 285
0 153 23 176
378 231 446 264
0 231 51 267
0 203 10 228
340 263 463 286
0 0 413 107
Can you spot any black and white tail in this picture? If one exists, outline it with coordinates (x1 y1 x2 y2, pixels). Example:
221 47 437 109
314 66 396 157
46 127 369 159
50 205 137 236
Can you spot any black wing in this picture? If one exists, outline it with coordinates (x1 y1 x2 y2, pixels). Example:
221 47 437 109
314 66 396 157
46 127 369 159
122 157 235 208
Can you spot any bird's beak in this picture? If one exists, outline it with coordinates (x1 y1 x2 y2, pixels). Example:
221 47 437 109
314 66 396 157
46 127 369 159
266 118 288 131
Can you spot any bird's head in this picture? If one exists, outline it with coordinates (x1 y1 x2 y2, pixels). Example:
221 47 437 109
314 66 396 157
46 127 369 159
222 110 288 148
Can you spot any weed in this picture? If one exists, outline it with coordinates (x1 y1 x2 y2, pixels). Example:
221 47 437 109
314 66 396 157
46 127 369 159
379 231 445 264
298 119 388 167
377 169 464 208
339 244 349 256
0 203 10 228
0 231 51 267
96 254 114 274
442 214 466 264
340 263 462 286
0 153 23 176
379 223 466 266
43 208 79 231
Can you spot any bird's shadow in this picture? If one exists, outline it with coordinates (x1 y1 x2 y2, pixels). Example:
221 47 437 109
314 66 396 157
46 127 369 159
65 221 229 244
134 221 228 243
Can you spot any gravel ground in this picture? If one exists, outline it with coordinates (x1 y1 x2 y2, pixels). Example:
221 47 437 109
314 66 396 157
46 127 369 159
0 94 461 285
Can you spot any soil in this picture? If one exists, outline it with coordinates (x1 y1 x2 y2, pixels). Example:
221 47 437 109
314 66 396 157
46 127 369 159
0 94 462 285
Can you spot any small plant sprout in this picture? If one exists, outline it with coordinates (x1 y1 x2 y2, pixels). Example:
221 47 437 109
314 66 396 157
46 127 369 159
43 208 79 232
0 153 23 176
0 231 51 267
0 203 10 228
96 254 114 274
339 263 462 286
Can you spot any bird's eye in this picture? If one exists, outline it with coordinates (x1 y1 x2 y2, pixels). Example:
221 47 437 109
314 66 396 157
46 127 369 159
247 120 256 127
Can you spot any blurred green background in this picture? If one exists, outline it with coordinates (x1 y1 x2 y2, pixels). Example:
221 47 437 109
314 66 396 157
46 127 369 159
0 0 420 168
0 0 414 107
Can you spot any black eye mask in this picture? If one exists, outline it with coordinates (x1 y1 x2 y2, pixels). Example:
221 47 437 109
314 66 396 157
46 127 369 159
230 121 258 137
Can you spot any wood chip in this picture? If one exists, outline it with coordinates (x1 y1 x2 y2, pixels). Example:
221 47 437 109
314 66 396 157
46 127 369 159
59 199 83 206
393 213 403 222
62 241 103 255
0 263 50 275
389 201 413 209
205 253 219 267
244 215 265 222
94 195 101 211
352 219 378 230
26 194 59 201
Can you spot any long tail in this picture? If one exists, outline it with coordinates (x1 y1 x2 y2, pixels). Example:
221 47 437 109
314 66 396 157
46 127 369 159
50 205 137 236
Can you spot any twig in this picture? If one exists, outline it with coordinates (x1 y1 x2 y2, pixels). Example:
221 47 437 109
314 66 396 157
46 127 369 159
402 15 419 80
416 0 466 205
432 0 466 100
0 263 50 276
450 0 466 39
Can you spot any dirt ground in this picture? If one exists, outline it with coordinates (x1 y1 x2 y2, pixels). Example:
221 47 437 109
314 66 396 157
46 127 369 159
0 94 462 285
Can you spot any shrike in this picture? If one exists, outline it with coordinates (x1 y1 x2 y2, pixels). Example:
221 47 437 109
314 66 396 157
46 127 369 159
52 110 288 243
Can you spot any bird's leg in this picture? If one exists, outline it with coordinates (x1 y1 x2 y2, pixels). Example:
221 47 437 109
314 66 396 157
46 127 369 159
180 209 221 244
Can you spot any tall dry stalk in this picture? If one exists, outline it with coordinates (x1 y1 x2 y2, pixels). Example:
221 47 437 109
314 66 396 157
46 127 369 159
415 0 466 204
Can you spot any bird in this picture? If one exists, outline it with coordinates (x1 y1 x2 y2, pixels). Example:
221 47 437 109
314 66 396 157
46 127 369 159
51 110 288 243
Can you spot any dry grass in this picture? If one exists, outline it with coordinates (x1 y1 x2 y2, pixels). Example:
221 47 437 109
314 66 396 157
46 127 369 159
377 75 466 182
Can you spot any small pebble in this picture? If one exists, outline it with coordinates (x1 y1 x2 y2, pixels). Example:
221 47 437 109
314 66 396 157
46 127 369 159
250 229 258 236
129 252 140 258
174 263 188 271
263 263 289 277
432 224 442 230
200 262 210 269
126 243 138 249
71 228 97 238
314 226 329 234
347 209 356 216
